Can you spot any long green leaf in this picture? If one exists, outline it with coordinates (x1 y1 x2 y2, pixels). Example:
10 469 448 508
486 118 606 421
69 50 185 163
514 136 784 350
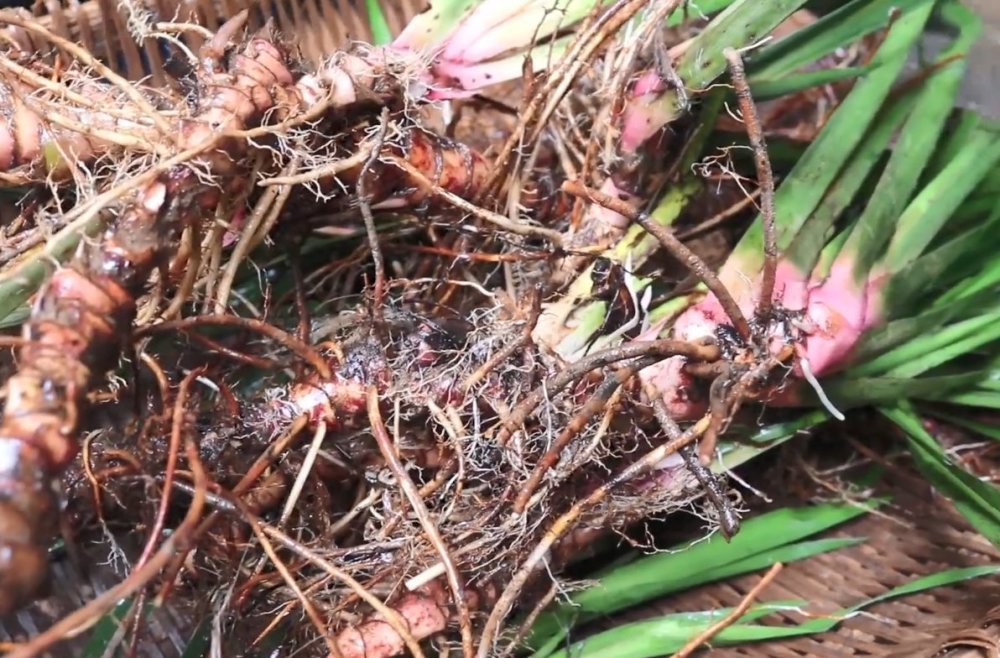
889 219 1000 314
365 0 393 45
851 312 1000 377
882 405 1000 547
783 92 913 273
748 0 937 79
929 410 1000 442
675 0 811 90
842 2 980 281
825 372 991 407
729 2 934 278
855 288 1000 360
543 602 804 658
526 503 871 644
712 410 832 471
552 566 1000 658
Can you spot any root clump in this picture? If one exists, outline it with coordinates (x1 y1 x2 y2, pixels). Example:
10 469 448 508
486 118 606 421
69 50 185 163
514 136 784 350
0 4 866 657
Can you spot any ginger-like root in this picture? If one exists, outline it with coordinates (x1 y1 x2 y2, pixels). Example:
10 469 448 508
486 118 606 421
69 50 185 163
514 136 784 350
0 11 525 612
0 19 402 615
333 582 451 658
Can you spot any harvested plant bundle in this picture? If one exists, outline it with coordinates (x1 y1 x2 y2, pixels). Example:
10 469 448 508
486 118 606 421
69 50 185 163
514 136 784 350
0 0 997 657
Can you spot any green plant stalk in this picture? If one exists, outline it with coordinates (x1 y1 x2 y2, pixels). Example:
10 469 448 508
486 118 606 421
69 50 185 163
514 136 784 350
727 2 934 286
842 1 981 283
0 213 106 324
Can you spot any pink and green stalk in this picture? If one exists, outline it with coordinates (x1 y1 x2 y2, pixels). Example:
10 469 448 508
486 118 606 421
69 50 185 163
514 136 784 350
640 1 991 418
390 0 748 99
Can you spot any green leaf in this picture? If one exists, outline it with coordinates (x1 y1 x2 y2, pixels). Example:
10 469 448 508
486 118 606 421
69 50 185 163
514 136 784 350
824 371 991 406
928 410 1000 442
81 598 141 658
526 502 871 645
937 251 1000 306
750 64 874 100
392 0 481 49
882 131 1000 275
729 2 935 278
542 602 805 658
365 0 393 45
926 110 982 180
748 0 937 79
855 288 999 360
888 219 1000 314
882 405 1000 547
780 564 1000 636
850 311 1000 378
712 410 831 471
783 91 913 274
843 3 981 281
179 615 213 658
550 565 1000 658
942 389 1000 409
675 0 811 92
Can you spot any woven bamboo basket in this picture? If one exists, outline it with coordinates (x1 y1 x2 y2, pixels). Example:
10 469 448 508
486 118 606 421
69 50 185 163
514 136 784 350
598 464 1000 658
0 2 997 657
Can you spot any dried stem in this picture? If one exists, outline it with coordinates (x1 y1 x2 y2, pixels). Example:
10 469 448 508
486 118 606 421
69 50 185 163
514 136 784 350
482 413 714 658
723 47 777 323
139 314 333 380
135 368 202 570
462 290 540 392
673 563 784 658
383 154 564 245
360 108 391 328
213 156 296 314
5 419 208 658
0 10 174 137
562 178 752 340
513 360 647 513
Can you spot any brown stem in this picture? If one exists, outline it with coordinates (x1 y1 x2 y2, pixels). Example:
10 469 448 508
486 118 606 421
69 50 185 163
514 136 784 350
5 411 208 658
724 48 777 324
497 338 720 446
139 314 332 380
359 108 391 329
135 368 203 570
514 360 648 513
673 563 783 658
481 413 714 658
562 178 752 340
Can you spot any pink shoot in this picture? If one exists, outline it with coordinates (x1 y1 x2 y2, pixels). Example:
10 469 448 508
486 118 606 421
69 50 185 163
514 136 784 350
639 254 890 419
